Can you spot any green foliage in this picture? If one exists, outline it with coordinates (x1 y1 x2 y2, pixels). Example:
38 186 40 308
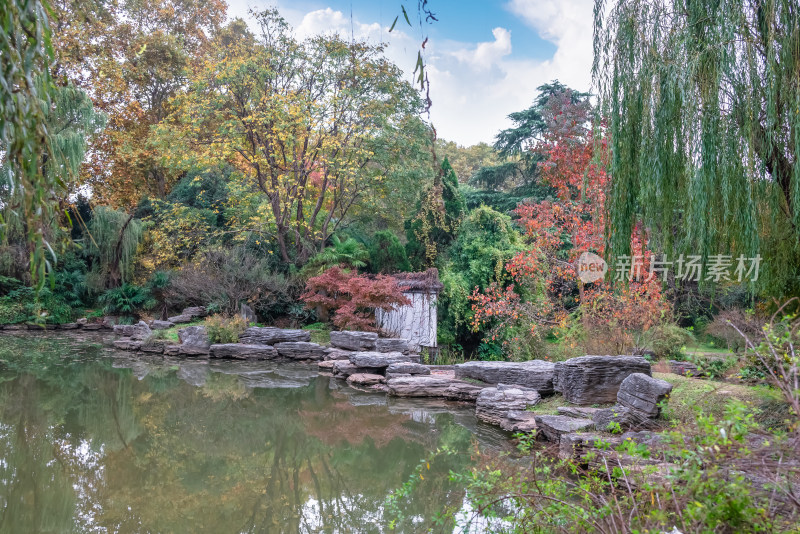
204 314 247 344
646 324 694 359
405 157 467 269
302 236 370 277
368 231 411 274
99 284 155 323
86 206 143 290
594 0 800 297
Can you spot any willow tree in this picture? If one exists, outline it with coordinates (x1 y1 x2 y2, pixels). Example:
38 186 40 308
594 0 800 295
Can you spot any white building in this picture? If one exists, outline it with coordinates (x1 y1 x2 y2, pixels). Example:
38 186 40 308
376 268 442 350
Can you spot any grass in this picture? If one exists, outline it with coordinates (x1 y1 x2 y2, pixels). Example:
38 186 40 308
682 340 735 356
525 394 615 416
157 319 205 343
302 322 331 345
655 371 789 431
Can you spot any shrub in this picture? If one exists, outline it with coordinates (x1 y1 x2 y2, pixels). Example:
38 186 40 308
706 308 761 352
301 266 409 332
204 314 248 344
646 323 694 359
99 284 155 323
368 230 411 274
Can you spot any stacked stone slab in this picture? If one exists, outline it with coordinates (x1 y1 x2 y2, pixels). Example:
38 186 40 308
592 373 673 431
475 384 541 430
553 355 651 404
534 415 594 442
330 331 378 351
178 326 211 355
386 376 487 401
375 338 412 353
385 362 430 380
455 361 556 394
275 342 326 360
168 306 207 324
239 327 310 345
210 344 278 360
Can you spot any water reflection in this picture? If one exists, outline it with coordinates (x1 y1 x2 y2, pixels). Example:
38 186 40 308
0 334 510 533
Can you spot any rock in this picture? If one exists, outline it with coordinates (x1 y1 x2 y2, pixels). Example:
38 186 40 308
475 384 542 427
167 314 194 324
274 342 326 360
82 323 103 331
239 303 257 324
386 362 430 376
619 430 666 448
375 338 411 353
346 373 385 386
182 306 207 318
113 324 134 336
592 406 642 431
77 318 88 325
178 326 211 355
559 432 622 460
534 415 594 442
140 339 166 353
332 360 382 378
553 355 651 404
59 323 80 330
113 339 142 351
323 348 353 361
163 344 181 356
150 320 175 330
210 344 278 360
317 360 337 371
557 406 603 419
239 327 311 345
330 330 379 351
616 373 673 417
385 372 411 380
455 360 556 393
349 351 413 368
386 376 487 401
669 360 700 377
500 410 539 432
102 316 117 329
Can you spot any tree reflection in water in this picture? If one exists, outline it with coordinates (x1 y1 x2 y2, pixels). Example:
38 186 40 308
0 334 509 533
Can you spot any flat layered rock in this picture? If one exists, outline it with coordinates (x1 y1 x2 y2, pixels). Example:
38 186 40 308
386 376 486 401
323 348 353 361
82 323 103 331
275 342 326 360
500 410 538 432
557 406 603 419
348 351 412 368
592 406 643 431
534 415 594 442
150 320 175 330
386 362 430 376
375 338 411 353
60 323 80 330
317 360 337 371
475 384 542 426
346 373 385 386
182 306 207 318
164 344 181 356
455 360 556 393
114 339 142 351
616 373 673 417
167 314 194 324
140 340 167 353
553 355 651 405
330 330 378 351
239 327 310 345
178 326 211 355
332 360 382 378
210 344 278 360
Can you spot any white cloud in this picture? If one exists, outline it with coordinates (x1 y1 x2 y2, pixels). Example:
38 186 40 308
223 1 595 146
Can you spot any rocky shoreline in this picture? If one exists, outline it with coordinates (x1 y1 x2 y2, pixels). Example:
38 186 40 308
102 319 676 460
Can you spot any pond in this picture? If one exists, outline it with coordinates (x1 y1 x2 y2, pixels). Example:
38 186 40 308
0 333 512 533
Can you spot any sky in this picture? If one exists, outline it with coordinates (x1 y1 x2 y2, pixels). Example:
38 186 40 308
225 0 595 146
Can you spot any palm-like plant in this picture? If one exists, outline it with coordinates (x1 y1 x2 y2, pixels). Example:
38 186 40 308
301 236 369 276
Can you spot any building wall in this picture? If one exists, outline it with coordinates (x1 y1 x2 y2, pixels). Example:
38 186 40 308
376 291 437 348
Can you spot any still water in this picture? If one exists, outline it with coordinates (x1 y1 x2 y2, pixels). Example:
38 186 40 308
0 333 511 533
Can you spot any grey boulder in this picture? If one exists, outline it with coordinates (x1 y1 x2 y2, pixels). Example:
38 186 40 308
386 376 486 401
330 330 379 351
616 373 673 417
167 314 194 324
475 384 542 427
210 344 278 360
178 326 211 355
150 319 175 330
455 360 556 393
553 355 651 404
534 415 594 442
346 373 385 386
386 362 430 376
375 338 411 353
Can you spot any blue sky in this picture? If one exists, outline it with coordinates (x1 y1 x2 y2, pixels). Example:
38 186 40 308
226 0 595 145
